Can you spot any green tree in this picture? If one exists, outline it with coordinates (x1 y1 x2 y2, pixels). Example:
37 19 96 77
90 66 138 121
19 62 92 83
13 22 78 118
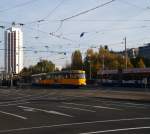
33 60 55 74
20 60 55 75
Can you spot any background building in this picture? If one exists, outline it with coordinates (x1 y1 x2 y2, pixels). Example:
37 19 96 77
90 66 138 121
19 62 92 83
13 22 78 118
139 43 150 59
5 27 23 74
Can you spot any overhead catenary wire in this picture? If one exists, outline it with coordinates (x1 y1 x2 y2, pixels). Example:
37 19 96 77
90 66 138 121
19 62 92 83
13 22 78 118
1 1 149 56
42 0 66 20
0 0 40 13
51 0 116 33
62 25 150 36
24 0 65 25
119 0 147 10
0 48 67 55
61 0 116 21
21 24 78 42
53 19 150 22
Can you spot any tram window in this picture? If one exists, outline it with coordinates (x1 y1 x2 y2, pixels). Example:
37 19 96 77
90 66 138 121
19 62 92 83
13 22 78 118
52 74 54 79
80 73 85 78
41 75 46 79
53 74 56 79
46 74 50 79
49 74 52 79
64 73 68 79
70 73 85 79
73 74 79 79
63 74 67 79
70 73 73 79
49 74 51 79
57 74 62 79
70 73 78 79
67 73 71 78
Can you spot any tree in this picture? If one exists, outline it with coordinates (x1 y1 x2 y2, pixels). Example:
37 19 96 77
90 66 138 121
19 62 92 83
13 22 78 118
20 60 55 75
137 58 145 68
36 60 55 73
98 46 119 69
130 56 145 68
83 49 102 79
71 50 83 70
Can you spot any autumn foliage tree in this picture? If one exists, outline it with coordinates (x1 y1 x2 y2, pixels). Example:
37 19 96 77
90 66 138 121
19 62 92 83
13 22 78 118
71 50 83 70
66 45 149 79
137 58 145 68
82 46 133 79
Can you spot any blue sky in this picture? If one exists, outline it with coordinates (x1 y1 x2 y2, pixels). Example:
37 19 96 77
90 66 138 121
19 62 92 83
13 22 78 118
0 0 150 69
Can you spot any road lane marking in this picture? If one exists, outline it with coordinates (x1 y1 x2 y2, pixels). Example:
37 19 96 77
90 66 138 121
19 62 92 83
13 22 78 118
47 111 73 117
93 106 120 110
59 106 96 112
80 126 150 134
99 100 150 108
63 102 120 110
0 117 150 133
0 90 52 105
0 110 27 120
105 103 147 109
0 102 30 107
18 106 73 117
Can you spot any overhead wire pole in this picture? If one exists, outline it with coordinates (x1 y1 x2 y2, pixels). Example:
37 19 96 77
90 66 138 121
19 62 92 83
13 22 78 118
124 37 128 70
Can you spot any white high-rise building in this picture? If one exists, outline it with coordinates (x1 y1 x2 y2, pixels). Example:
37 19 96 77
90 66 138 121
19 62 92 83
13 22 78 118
5 27 23 74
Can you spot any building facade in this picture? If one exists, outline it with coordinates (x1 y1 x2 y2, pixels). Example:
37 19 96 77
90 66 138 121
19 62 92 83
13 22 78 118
5 27 23 74
139 43 150 59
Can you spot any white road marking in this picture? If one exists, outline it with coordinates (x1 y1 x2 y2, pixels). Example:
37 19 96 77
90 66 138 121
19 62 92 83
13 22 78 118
23 108 35 112
0 90 52 105
18 106 73 117
63 102 120 110
93 106 120 110
0 110 27 120
0 117 150 133
47 111 73 117
124 102 150 107
105 103 147 109
59 106 96 112
99 100 150 108
80 126 150 134
0 102 30 107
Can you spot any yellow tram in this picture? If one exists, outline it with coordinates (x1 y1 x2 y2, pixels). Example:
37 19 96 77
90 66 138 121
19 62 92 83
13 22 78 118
32 70 86 88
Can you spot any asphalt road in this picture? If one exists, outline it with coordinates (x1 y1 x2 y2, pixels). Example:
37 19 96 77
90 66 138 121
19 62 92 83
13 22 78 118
0 88 150 134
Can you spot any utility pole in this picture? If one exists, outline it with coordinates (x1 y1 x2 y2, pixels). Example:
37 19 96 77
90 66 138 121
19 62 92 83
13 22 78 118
89 61 91 80
102 54 105 70
88 55 92 80
124 37 127 70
